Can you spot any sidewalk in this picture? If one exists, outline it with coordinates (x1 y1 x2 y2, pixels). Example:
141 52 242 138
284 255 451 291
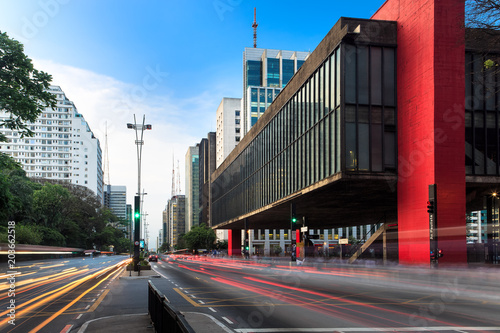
77 267 230 333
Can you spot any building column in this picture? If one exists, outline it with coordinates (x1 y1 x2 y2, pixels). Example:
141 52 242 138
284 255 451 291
228 229 241 257
373 0 467 265
264 229 270 256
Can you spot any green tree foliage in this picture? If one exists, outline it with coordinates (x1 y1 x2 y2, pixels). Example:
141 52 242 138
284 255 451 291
183 224 216 251
0 31 56 142
0 153 130 249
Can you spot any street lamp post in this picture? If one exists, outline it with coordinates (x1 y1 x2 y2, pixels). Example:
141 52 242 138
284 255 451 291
127 115 152 270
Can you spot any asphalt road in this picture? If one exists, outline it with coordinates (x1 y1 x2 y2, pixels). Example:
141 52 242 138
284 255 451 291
0 255 130 333
151 255 500 333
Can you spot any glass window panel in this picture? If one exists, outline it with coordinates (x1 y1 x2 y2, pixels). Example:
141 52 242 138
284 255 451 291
325 59 330 114
384 108 396 126
371 124 383 172
485 68 495 111
371 47 382 105
282 59 295 87
246 60 262 86
315 71 320 123
473 54 484 110
383 48 396 106
384 132 396 168
345 44 357 104
372 106 382 124
320 121 325 179
336 107 341 172
267 58 280 88
358 123 370 171
346 105 356 123
465 53 473 110
336 50 341 108
325 115 331 176
359 106 369 124
331 111 336 174
357 46 369 105
346 123 357 170
319 65 325 118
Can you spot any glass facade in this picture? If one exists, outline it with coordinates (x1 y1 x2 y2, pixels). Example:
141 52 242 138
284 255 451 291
267 58 280 87
465 52 500 175
212 43 398 225
246 60 262 87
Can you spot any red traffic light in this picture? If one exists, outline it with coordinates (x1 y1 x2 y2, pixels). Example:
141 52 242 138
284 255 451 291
427 200 435 214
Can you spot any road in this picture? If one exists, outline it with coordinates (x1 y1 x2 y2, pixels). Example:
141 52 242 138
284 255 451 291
0 255 130 333
151 255 500 333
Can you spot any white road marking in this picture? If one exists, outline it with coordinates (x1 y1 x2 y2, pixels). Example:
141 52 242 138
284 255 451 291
222 316 234 325
234 327 500 333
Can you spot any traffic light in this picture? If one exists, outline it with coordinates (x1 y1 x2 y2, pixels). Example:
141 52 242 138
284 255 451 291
291 203 297 224
427 200 435 214
244 239 249 251
437 248 443 258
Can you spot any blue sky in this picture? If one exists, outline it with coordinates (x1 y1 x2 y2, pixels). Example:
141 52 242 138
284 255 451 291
0 0 386 249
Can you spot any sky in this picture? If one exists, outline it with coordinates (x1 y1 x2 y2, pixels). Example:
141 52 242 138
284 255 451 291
0 0 386 250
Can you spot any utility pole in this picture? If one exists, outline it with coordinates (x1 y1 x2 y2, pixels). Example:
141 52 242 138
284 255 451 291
127 115 152 271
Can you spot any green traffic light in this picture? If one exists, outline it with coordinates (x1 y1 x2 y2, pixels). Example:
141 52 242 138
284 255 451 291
134 212 140 218
292 217 297 223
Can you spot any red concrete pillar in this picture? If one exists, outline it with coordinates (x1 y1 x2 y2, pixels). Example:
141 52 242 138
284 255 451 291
373 0 467 265
228 229 241 257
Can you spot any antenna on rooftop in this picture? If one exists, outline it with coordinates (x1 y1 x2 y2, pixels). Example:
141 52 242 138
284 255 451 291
252 7 258 48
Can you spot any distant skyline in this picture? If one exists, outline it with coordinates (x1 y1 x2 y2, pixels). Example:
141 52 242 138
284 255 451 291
0 0 386 248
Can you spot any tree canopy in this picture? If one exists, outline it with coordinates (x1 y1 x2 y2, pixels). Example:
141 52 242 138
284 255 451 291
0 31 56 142
183 224 216 252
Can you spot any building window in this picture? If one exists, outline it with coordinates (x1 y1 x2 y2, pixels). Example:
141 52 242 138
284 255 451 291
235 110 240 117
235 128 240 133
236 137 240 142
235 119 240 125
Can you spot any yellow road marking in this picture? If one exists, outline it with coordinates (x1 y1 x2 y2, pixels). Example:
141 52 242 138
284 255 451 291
174 288 201 307
87 289 110 312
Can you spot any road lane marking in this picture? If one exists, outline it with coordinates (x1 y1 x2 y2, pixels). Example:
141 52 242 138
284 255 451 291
173 288 200 307
76 314 82 319
208 307 217 312
85 305 90 310
222 316 234 324
87 289 110 312
59 324 73 333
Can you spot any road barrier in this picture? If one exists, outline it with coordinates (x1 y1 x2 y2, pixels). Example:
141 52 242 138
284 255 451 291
148 280 195 333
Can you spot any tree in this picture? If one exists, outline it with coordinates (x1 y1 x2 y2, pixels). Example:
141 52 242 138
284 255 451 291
0 31 56 142
183 224 216 252
466 0 500 31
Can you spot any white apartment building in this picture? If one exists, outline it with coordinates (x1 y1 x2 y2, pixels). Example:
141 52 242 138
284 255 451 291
0 85 103 200
215 98 242 168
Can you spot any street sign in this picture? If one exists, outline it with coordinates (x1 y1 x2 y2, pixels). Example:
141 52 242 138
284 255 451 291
134 241 139 246
339 238 348 245
301 226 308 232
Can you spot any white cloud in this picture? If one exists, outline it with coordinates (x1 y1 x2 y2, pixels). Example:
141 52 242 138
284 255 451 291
33 59 217 248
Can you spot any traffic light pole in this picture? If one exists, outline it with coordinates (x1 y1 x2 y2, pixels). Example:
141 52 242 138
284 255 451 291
127 115 152 272
134 195 141 271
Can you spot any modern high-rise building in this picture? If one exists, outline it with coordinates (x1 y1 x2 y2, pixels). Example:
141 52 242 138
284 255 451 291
199 133 216 226
0 85 103 200
165 195 186 248
185 145 200 231
103 185 127 220
242 48 310 134
216 98 242 168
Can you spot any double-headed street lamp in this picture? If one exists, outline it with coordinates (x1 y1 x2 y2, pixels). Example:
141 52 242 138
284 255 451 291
127 115 152 270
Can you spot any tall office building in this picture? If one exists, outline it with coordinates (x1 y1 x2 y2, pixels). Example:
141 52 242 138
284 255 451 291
165 195 186 247
185 145 200 231
0 85 103 200
216 98 242 168
103 185 127 220
199 133 216 226
243 48 310 134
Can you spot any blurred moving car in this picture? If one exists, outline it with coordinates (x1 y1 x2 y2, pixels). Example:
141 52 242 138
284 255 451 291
148 254 158 262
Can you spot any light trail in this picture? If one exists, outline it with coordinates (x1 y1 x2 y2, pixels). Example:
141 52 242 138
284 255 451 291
0 259 130 330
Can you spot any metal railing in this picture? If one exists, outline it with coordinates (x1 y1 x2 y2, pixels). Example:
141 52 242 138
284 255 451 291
148 281 195 333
